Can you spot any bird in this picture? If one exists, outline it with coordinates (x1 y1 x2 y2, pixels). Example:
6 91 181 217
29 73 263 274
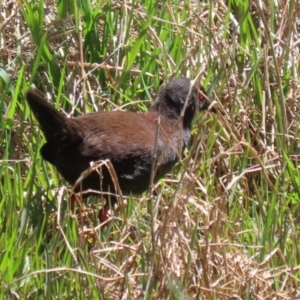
26 77 214 223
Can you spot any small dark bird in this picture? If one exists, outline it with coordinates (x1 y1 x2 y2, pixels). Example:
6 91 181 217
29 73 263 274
26 77 214 222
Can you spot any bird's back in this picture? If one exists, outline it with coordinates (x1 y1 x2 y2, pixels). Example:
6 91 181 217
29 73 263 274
26 90 181 193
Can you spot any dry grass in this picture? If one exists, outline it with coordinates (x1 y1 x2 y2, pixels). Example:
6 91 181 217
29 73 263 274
1 0 300 299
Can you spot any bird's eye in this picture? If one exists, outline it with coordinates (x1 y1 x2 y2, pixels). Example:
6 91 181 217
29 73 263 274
199 87 206 101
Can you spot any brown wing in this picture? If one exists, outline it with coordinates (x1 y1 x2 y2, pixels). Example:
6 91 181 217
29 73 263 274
51 111 182 192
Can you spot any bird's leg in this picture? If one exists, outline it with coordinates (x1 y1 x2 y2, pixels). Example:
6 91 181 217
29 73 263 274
70 193 77 212
98 201 110 224
98 196 118 226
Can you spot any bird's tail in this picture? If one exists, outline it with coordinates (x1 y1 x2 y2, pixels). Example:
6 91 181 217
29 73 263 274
26 89 68 142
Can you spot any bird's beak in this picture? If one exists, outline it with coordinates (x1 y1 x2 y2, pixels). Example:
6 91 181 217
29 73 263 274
200 99 217 113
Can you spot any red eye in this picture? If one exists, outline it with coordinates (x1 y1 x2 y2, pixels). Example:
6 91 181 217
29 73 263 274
199 87 206 100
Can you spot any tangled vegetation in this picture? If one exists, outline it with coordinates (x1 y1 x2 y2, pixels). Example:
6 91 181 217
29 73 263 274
1 0 300 299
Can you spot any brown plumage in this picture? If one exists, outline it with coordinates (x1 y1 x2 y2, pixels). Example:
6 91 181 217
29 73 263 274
26 77 214 222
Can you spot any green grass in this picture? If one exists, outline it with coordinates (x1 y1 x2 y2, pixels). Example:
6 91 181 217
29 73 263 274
1 0 300 299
